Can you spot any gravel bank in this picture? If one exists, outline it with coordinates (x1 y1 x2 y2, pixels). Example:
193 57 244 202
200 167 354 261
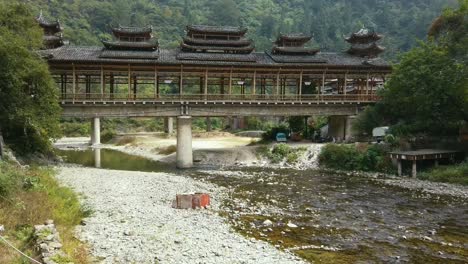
56 167 305 264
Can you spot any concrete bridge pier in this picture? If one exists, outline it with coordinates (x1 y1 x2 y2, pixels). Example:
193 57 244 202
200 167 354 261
206 117 212 132
164 117 174 134
176 116 193 169
328 115 357 142
90 117 100 145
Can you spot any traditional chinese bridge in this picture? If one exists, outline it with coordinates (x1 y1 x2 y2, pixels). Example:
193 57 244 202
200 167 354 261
39 17 391 168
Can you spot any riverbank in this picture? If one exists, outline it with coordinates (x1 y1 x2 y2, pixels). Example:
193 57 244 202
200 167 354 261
0 159 89 263
53 141 468 263
56 166 305 264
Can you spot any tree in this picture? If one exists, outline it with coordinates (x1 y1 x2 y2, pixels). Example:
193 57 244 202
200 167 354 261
210 0 241 26
0 2 61 154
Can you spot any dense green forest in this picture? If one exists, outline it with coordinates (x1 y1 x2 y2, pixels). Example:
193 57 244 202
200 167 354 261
28 0 457 59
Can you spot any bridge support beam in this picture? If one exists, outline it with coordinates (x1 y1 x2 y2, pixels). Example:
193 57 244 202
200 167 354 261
206 117 212 132
90 117 100 145
345 115 357 142
164 117 174 134
176 116 193 169
328 115 357 142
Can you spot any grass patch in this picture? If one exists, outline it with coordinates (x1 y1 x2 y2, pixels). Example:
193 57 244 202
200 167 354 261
257 143 307 164
153 145 177 155
114 136 137 146
318 143 393 172
0 161 90 263
418 162 468 185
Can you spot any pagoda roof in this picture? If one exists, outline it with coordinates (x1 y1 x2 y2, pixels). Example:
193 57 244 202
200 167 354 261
347 42 385 57
102 38 159 51
180 42 254 54
345 28 382 43
186 25 248 35
36 13 61 31
112 25 153 36
275 33 312 44
182 37 252 47
272 46 319 55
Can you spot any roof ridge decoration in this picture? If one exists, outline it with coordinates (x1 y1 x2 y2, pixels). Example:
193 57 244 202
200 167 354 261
346 28 385 58
36 11 64 49
179 24 254 56
272 32 319 56
99 24 159 59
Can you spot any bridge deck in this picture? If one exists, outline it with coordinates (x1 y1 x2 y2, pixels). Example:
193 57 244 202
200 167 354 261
60 93 379 104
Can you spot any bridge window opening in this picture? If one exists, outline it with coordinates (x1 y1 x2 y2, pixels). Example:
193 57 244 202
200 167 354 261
301 77 321 95
158 76 178 97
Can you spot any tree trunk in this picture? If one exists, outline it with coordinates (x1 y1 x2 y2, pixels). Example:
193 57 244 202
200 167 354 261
0 127 4 160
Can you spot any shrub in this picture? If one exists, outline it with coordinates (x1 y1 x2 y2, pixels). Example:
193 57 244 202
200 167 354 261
155 145 177 155
418 163 468 185
114 135 137 146
0 162 21 197
318 143 393 172
257 144 306 164
100 129 117 143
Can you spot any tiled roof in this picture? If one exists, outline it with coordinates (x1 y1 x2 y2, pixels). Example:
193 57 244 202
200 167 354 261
36 13 61 32
42 46 391 70
100 50 159 59
112 25 153 35
187 25 248 35
275 33 311 43
345 29 382 44
102 38 159 51
347 43 385 57
182 37 252 47
271 46 320 56
180 43 254 53
176 52 257 62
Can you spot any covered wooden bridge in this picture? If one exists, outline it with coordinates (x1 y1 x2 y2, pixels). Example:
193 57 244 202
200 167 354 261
38 17 392 168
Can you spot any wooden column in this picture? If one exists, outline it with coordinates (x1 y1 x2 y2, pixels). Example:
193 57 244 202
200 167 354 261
154 67 158 99
366 72 370 98
204 68 208 97
276 70 280 97
133 76 137 100
299 70 303 99
253 70 257 95
412 160 417 178
344 72 348 96
127 64 131 99
179 65 183 95
100 65 104 99
320 71 325 100
228 67 233 95
72 64 76 101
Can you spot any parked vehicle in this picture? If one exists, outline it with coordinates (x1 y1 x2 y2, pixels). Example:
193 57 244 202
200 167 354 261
276 132 287 142
372 126 389 143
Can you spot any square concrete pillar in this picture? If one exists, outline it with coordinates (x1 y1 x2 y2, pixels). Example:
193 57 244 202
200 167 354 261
412 160 417 178
164 117 174 134
176 116 193 168
91 117 100 145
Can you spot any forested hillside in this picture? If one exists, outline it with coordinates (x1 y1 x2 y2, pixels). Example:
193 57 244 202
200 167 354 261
29 0 456 59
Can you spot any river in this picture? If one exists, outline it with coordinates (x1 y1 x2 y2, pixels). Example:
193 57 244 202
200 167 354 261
57 148 468 263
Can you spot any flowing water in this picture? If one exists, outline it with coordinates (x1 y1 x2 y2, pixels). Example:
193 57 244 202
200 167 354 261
57 149 468 263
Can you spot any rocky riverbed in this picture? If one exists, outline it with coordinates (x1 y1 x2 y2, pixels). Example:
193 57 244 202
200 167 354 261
56 167 305 264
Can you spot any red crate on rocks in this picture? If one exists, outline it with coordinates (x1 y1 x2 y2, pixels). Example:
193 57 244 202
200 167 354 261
192 193 210 209
175 193 210 209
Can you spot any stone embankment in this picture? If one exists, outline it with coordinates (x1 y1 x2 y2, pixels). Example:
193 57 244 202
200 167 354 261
34 220 72 264
56 167 305 264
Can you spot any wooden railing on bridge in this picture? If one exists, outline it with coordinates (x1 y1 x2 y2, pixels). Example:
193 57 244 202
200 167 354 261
60 93 379 104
